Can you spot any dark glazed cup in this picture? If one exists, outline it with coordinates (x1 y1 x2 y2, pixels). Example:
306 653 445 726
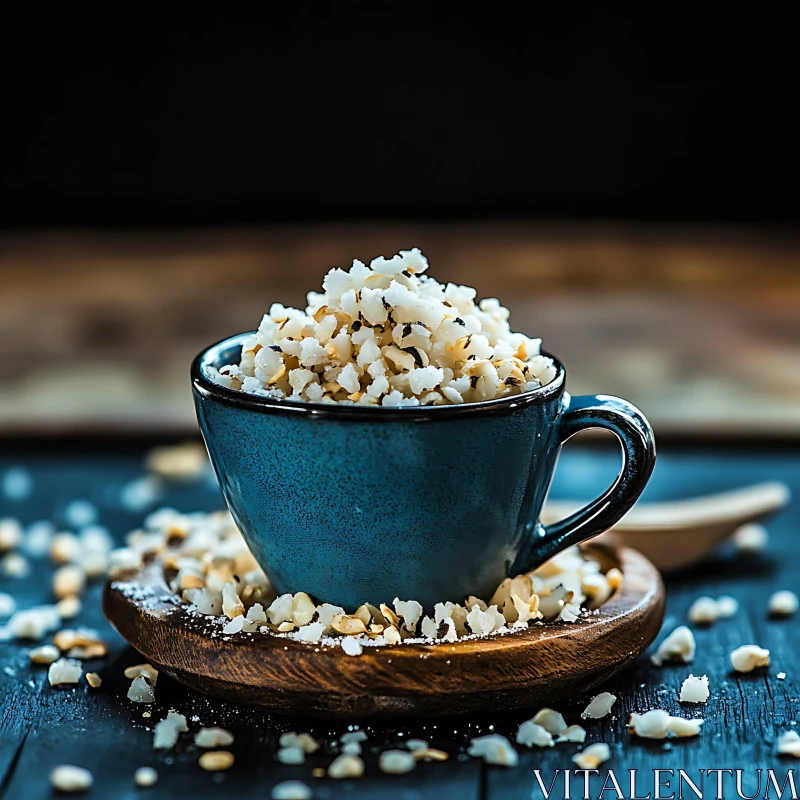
192 333 656 611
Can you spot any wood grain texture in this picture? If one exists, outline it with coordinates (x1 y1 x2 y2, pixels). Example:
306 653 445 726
1 224 798 436
102 545 664 719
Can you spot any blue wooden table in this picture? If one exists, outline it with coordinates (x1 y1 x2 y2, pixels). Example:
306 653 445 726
1 440 798 799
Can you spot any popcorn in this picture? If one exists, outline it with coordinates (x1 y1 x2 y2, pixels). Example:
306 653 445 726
468 735 518 767
50 765 93 793
48 657 82 686
29 644 61 665
134 767 158 788
582 692 617 719
195 727 234 748
327 754 365 779
341 637 363 657
199 751 234 771
651 626 696 666
628 710 703 739
679 675 710 703
573 743 611 769
153 711 188 749
128 676 156 703
730 645 770 672
687 596 719 624
111 509 616 649
379 749 417 774
124 664 159 684
0 518 23 551
516 720 554 748
768 590 799 617
277 746 305 765
272 781 313 800
0 592 16 617
557 726 587 744
86 672 102 688
532 708 568 736
210 249 556 407
778 731 800 757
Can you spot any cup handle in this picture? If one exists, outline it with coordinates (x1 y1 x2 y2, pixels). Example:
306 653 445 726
524 394 656 570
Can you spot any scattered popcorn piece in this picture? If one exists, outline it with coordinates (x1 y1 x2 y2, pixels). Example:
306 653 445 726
7 605 60 640
468 735 518 767
153 711 188 749
715 595 739 618
557 725 588 744
680 675 710 703
57 596 82 620
295 622 324 642
327 754 365 779
733 523 768 552
272 781 313 800
279 732 320 753
50 765 93 793
199 751 235 771
222 581 245 619
54 627 106 653
124 663 159 684
778 672 787 680
393 598 423 633
778 731 800 758
406 739 428 752
1 552 29 578
628 710 703 739
53 565 86 599
0 592 15 617
413 748 449 762
667 717 704 737
651 626 696 666
516 720 554 748
223 615 246 634
628 710 671 739
582 692 617 719
128 676 156 703
341 637 363 657
48 657 82 686
195 727 235 748
769 590 799 617
379 749 417 774
134 766 158 787
212 249 557 407
731 645 771 673
687 596 718 624
277 746 305 765
532 708 567 736
29 644 61 665
86 672 102 688
0 518 23 551
572 743 611 769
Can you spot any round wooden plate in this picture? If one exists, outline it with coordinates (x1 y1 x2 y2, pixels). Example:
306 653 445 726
103 544 664 719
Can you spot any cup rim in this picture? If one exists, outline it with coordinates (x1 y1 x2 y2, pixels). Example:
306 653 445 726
191 332 566 420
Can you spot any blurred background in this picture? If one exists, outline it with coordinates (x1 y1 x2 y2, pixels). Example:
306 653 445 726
1 8 797 438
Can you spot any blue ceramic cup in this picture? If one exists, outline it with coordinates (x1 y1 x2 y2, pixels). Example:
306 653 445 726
192 333 656 611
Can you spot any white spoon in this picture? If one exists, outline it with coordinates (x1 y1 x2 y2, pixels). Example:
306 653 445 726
542 481 790 572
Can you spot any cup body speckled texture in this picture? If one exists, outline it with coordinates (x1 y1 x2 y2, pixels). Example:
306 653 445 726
192 333 656 611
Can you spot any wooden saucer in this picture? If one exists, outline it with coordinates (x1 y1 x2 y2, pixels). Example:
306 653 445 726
103 544 664 719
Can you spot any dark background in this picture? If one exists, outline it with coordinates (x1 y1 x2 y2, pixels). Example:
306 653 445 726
1 7 797 226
